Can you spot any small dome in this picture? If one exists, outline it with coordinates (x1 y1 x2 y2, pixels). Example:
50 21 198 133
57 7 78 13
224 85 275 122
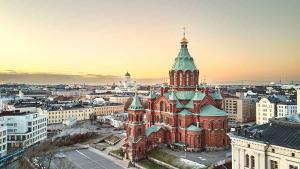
181 37 188 44
125 72 131 76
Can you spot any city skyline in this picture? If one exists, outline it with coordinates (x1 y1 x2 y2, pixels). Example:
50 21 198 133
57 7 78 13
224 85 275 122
1 0 300 84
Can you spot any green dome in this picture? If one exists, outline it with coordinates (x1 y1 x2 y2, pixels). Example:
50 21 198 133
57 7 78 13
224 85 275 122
171 39 197 71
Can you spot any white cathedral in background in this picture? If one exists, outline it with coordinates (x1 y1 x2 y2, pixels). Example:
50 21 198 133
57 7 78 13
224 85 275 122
121 72 136 88
115 72 136 93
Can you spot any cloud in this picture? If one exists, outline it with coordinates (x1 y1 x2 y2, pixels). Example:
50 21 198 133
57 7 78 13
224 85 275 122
0 72 163 85
3 70 17 74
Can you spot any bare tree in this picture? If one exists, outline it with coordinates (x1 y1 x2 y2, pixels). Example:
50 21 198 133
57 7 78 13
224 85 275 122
89 113 97 124
25 141 57 169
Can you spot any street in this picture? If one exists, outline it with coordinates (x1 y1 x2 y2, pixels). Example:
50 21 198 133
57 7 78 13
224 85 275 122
51 148 125 169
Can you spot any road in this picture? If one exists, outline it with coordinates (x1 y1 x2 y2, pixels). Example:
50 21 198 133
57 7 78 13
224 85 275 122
51 148 125 169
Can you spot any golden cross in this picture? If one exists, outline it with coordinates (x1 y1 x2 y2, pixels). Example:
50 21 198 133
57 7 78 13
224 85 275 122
182 27 186 37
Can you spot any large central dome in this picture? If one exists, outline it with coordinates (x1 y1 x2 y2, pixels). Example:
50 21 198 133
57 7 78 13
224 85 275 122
169 36 199 89
171 36 197 71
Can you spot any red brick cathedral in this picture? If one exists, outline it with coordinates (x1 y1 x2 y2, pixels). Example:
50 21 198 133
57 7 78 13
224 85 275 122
125 35 228 161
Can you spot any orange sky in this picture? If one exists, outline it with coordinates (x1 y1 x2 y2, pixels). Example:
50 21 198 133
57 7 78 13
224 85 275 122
0 0 299 83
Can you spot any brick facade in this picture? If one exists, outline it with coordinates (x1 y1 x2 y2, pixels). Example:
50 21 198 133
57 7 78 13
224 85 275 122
125 36 229 161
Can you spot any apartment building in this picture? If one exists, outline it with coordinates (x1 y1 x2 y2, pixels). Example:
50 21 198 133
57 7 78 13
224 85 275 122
256 97 279 125
0 125 7 157
223 97 256 123
0 111 47 149
277 102 297 118
230 117 300 169
47 107 94 124
94 104 124 116
297 88 300 113
47 103 124 124
109 95 131 104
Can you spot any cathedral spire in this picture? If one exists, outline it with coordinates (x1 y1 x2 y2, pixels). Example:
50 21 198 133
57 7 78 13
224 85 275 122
129 92 144 110
181 27 188 45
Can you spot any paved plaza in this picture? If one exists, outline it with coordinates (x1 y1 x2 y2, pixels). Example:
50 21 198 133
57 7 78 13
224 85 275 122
51 148 125 169
162 147 231 166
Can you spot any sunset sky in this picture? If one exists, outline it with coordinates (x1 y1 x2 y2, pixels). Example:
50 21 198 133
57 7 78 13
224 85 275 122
0 0 300 84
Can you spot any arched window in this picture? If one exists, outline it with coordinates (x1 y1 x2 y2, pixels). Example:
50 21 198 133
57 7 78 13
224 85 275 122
156 115 160 122
251 155 255 169
245 154 249 167
193 71 197 85
210 121 214 130
179 73 182 86
160 102 166 111
140 115 143 121
179 133 182 142
186 72 190 86
137 128 142 136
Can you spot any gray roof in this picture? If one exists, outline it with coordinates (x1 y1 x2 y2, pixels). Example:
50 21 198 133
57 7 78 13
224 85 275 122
235 119 300 150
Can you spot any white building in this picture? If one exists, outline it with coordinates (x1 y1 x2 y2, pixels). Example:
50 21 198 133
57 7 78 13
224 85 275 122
0 111 47 149
109 95 131 104
0 125 7 157
297 88 300 113
115 72 137 93
230 117 300 169
122 72 136 88
46 104 124 124
62 117 77 126
256 97 279 125
277 102 297 118
98 112 128 129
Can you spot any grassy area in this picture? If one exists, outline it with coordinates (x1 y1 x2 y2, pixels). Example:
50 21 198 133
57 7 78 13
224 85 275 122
138 159 168 169
148 149 207 169
148 149 178 165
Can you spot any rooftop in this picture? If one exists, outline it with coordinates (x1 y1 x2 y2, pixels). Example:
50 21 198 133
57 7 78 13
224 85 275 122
233 118 300 150
0 110 36 117
200 105 227 116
